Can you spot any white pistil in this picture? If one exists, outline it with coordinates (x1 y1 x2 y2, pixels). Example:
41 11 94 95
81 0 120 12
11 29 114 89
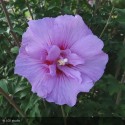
58 58 68 66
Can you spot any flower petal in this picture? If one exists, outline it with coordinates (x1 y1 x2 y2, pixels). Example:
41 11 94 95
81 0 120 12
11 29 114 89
46 45 60 62
60 49 84 66
14 53 57 98
70 35 104 57
25 44 47 60
76 53 108 82
80 74 94 92
67 53 84 66
27 17 55 46
49 15 92 49
58 66 82 83
21 18 55 59
49 64 56 76
33 75 56 98
14 54 49 85
46 75 81 106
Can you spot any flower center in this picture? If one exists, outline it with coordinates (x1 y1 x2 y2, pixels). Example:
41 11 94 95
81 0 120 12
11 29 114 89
57 58 68 66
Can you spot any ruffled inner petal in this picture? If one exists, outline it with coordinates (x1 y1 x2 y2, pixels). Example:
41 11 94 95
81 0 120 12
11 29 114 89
67 53 84 66
46 45 60 62
60 49 84 66
49 64 56 76
58 66 82 83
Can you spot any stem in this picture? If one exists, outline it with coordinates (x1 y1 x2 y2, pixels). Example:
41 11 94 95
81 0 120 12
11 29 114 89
99 6 114 38
61 0 64 7
61 105 67 125
42 99 47 109
0 87 26 117
116 71 125 105
25 0 34 20
76 0 79 14
116 38 125 105
0 0 20 47
60 0 65 14
115 64 121 79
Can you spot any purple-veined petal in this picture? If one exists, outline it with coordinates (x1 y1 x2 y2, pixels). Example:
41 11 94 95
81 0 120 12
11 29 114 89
32 75 56 98
15 54 49 85
71 35 104 57
49 15 92 49
27 18 55 46
67 53 84 66
58 66 82 83
76 53 108 82
46 75 81 106
60 49 84 66
21 18 55 59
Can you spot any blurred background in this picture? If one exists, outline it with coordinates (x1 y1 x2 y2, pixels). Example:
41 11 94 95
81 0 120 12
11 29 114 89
0 0 125 124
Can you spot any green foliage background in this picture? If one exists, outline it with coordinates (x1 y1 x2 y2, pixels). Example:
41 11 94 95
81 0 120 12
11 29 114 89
0 0 125 124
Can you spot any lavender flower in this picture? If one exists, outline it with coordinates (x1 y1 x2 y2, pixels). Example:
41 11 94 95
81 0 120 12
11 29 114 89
15 15 108 106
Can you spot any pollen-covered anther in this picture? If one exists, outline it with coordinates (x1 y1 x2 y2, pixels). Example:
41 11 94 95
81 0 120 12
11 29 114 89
57 58 68 66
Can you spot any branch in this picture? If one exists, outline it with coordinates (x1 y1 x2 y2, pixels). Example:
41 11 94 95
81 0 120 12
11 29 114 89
25 0 34 20
115 64 121 79
0 0 20 47
116 37 125 105
0 87 26 117
76 0 79 14
99 6 114 38
116 71 125 105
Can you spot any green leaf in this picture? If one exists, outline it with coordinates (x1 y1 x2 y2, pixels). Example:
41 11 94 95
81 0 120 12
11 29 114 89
30 103 41 117
14 85 29 94
0 79 8 93
24 94 40 113
13 27 23 35
10 46 19 54
48 5 56 10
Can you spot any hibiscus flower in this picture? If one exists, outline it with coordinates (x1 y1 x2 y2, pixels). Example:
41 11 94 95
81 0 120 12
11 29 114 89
15 15 108 106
